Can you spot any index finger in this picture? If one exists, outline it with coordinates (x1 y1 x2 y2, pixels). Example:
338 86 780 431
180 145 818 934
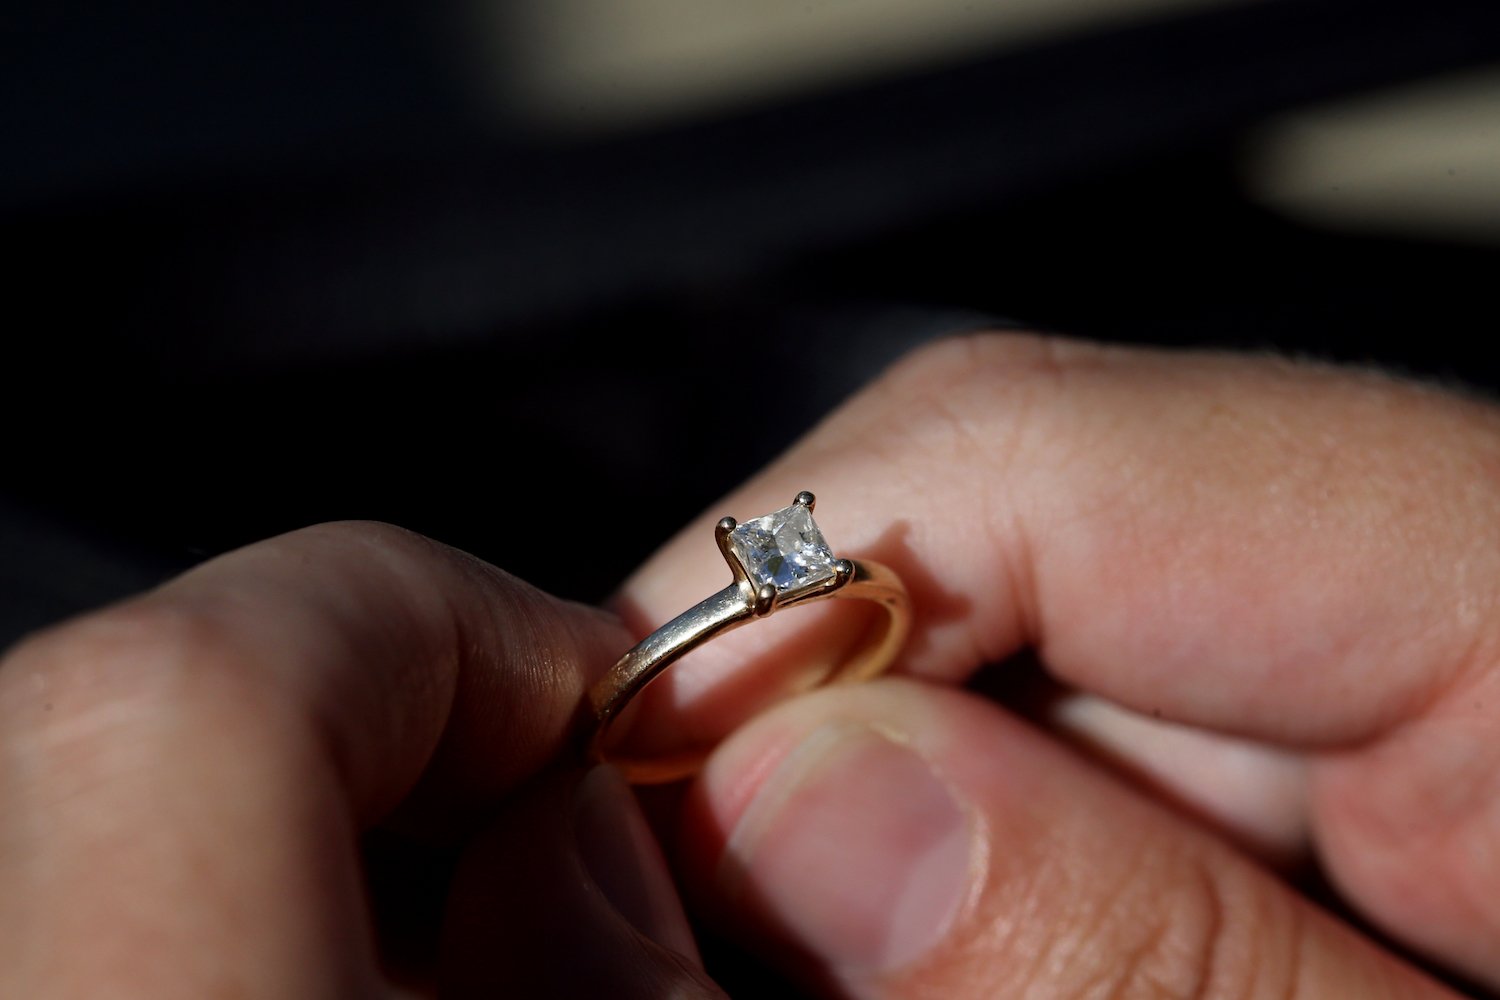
620 333 1500 747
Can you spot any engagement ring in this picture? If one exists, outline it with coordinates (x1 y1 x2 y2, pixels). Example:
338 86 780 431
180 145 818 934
588 491 910 783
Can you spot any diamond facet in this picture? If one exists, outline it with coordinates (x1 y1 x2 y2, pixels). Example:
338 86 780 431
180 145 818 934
727 503 837 593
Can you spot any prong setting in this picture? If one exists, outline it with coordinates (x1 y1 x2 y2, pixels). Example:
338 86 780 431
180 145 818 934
716 516 750 586
753 583 777 617
589 486 912 784
721 494 840 613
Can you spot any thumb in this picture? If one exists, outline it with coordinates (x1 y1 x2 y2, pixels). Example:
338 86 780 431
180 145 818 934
678 679 1457 999
440 764 724 999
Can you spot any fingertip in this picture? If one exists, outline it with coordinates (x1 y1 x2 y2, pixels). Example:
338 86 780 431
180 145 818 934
681 679 1448 1000
681 681 985 988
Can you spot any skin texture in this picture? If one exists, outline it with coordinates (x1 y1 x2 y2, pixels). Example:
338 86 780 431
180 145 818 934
618 335 1500 997
2 333 1498 997
0 524 722 998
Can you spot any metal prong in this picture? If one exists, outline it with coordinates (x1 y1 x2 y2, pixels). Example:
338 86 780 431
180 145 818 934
753 583 777 617
794 490 816 510
833 558 856 587
716 517 738 561
716 516 749 585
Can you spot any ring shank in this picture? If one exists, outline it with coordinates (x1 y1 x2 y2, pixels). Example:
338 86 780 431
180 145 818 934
587 559 909 784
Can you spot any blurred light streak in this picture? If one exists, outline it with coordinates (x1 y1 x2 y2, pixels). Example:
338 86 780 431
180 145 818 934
1247 67 1500 243
480 0 1251 130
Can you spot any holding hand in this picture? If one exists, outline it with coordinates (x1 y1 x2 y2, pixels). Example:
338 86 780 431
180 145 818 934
618 335 1499 998
5 333 1499 998
0 524 722 997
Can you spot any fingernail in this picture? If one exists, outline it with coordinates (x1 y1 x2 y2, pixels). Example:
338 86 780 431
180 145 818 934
573 765 701 961
721 723 974 975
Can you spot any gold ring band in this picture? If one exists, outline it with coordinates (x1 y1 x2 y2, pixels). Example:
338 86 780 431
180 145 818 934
587 492 910 784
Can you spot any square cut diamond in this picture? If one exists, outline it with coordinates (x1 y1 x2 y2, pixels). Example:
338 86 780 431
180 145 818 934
727 503 837 593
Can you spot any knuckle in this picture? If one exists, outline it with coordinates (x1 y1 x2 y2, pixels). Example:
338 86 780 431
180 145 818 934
908 838 1305 1000
882 331 1079 398
271 519 447 574
1086 848 1302 1000
0 601 261 744
806 335 1091 581
1009 833 1302 1000
872 331 1104 454
289 518 424 551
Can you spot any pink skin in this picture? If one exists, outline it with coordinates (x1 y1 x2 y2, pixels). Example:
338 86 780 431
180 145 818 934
619 334 1500 992
5 334 1500 998
0 523 722 999
679 680 1449 998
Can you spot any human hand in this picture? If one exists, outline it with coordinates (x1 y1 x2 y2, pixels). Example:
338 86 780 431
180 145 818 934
617 334 1500 998
0 523 724 998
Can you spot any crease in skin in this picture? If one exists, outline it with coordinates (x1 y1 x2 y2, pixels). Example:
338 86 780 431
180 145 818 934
647 338 1500 993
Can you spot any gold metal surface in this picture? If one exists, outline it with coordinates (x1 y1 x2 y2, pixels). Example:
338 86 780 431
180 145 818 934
587 491 911 784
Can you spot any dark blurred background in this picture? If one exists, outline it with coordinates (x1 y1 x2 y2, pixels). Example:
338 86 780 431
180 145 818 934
5 1 1500 994
7 0 1500 639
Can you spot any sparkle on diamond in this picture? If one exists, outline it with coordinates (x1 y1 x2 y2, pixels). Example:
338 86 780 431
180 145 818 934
727 503 837 593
